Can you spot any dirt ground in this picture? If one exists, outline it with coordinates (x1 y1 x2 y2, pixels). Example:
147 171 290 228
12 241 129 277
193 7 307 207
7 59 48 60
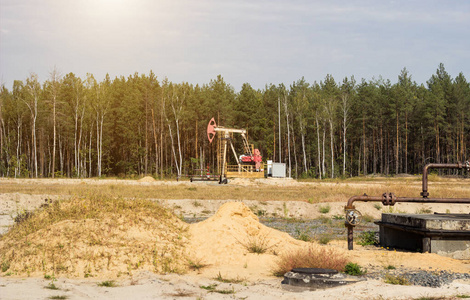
0 178 469 299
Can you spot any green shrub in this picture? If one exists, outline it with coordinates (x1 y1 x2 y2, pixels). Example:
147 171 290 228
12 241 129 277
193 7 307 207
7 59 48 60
319 205 331 214
357 231 378 246
1 260 10 272
344 262 366 276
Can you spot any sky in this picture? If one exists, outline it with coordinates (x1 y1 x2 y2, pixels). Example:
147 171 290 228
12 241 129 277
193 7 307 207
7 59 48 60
1 0 469 91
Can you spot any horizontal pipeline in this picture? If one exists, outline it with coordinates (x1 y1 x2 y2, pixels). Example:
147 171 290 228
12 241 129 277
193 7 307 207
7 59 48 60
346 195 470 209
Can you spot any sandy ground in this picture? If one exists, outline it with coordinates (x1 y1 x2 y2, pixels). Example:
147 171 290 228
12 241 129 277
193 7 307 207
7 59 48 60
0 178 469 299
1 272 469 300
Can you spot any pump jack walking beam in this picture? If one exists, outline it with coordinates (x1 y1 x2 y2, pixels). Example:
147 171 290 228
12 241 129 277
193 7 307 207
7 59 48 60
207 117 253 184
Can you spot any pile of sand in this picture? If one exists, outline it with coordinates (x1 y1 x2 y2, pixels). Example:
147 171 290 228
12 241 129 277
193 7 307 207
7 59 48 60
137 176 157 182
0 198 188 278
0 199 311 280
188 202 307 277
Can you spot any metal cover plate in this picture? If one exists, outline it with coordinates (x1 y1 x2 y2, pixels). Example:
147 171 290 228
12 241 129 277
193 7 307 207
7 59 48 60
291 268 338 275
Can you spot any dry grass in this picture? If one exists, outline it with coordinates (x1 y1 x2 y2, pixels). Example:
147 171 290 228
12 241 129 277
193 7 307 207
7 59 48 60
239 233 279 254
0 195 189 277
1 177 468 202
272 246 349 277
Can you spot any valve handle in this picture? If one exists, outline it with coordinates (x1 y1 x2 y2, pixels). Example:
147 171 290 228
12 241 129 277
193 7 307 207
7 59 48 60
345 209 362 226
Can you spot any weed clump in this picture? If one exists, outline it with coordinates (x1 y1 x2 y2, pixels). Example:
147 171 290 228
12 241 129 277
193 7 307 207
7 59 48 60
344 262 366 276
241 233 278 254
187 258 209 271
98 280 118 287
272 247 348 277
319 205 331 214
357 231 378 246
384 274 410 285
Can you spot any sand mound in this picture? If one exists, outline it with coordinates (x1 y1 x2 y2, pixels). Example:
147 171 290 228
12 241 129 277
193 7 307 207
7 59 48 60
138 176 156 182
0 197 188 278
188 202 305 270
1 200 322 280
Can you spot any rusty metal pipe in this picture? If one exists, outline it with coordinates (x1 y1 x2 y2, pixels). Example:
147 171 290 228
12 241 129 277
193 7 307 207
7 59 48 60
421 162 468 198
345 161 469 250
346 195 470 250
346 195 470 208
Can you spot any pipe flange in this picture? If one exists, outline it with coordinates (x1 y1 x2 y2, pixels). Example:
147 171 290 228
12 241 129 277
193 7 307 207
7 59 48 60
345 209 362 226
389 192 397 206
381 192 397 206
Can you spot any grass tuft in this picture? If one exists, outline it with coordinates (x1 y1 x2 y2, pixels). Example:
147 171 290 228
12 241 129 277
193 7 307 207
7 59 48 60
187 258 209 271
97 280 118 287
44 281 59 290
200 284 235 295
240 233 278 254
272 247 348 277
214 271 245 284
319 205 331 214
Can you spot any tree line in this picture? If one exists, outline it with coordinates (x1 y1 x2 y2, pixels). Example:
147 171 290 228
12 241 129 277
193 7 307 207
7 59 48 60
0 63 468 179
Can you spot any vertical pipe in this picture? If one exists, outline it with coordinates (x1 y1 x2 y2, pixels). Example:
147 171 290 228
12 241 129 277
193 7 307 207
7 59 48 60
347 225 354 250
421 163 463 197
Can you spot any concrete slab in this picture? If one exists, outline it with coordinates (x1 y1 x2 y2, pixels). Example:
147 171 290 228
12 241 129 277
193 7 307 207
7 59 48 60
376 213 470 259
381 213 470 230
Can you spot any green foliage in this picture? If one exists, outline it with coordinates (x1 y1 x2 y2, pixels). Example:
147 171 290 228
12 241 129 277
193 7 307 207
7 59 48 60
344 262 366 276
1 260 10 272
1 65 469 179
199 283 235 294
45 281 59 290
214 271 245 284
357 231 378 246
97 280 118 287
295 228 313 242
319 205 331 214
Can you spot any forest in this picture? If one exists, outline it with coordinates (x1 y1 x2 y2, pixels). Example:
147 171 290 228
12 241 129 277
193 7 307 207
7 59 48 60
0 63 469 179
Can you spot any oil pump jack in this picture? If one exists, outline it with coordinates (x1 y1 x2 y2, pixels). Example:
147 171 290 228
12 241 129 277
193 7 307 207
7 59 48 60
207 118 263 184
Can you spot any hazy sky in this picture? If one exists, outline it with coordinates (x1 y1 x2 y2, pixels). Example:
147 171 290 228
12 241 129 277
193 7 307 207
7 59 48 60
1 0 469 91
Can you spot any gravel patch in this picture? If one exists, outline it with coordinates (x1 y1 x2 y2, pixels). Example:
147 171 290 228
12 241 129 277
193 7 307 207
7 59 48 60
364 269 470 288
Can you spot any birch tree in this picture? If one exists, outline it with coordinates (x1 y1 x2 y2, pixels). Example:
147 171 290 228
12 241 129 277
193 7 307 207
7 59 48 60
280 84 291 178
291 78 310 174
340 76 355 176
45 67 62 177
23 73 41 177
162 81 186 177
321 75 339 178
